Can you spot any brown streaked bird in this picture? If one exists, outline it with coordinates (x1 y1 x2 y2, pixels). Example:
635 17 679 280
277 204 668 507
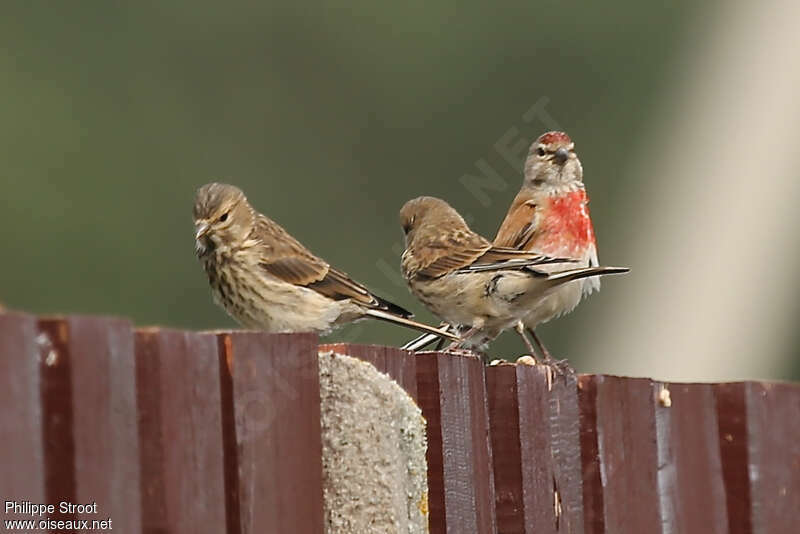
193 183 458 341
494 131 626 361
399 196 628 352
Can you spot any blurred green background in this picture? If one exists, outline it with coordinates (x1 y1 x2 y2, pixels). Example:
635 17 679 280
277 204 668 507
2 1 798 380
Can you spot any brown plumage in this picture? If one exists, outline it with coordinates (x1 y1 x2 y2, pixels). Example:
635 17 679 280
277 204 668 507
493 131 629 361
399 196 625 351
193 183 457 340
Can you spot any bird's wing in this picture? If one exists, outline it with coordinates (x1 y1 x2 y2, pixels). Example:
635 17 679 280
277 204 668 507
407 228 493 279
256 215 407 313
457 246 575 273
256 215 331 284
493 197 540 250
308 267 388 307
260 253 328 286
312 267 411 317
405 225 570 279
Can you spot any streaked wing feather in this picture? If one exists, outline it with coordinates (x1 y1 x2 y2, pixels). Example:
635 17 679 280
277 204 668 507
455 245 576 274
457 256 576 273
420 248 487 277
260 255 329 287
414 229 491 278
254 213 381 307
308 267 379 306
478 246 548 264
255 213 330 286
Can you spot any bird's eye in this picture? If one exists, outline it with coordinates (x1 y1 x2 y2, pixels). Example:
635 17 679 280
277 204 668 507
536 147 546 156
401 216 415 234
219 212 229 222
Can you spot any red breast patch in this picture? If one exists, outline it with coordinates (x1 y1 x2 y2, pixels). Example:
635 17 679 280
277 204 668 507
534 190 595 257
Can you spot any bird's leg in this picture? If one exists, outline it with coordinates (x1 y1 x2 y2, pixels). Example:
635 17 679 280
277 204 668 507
515 322 538 356
526 327 575 376
432 323 453 350
527 327 551 360
446 326 476 350
440 326 483 359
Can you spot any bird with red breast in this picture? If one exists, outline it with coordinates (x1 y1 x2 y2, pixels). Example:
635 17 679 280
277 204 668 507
494 131 627 364
400 195 627 355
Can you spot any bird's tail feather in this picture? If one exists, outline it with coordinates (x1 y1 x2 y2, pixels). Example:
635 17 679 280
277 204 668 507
458 256 577 273
373 295 414 318
402 332 443 351
545 266 630 284
365 309 459 341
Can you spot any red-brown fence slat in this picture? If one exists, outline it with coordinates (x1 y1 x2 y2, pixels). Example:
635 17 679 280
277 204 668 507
135 328 227 534
577 374 602 534
578 375 660 534
746 381 800 532
38 315 141 532
714 382 751 534
654 383 729 534
37 318 76 527
3 310 800 533
0 312 47 512
219 332 324 534
486 364 526 534
545 369 586 534
321 343 417 400
487 364 584 534
416 351 497 534
716 381 800 534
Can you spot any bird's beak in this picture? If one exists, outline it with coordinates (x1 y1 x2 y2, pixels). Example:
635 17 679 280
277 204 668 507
554 148 569 165
195 222 210 240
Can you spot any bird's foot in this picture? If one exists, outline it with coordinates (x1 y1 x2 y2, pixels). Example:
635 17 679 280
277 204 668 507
440 346 482 359
539 355 575 378
518 350 575 378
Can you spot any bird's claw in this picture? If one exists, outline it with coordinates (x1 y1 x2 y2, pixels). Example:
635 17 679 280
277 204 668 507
440 347 482 360
540 356 575 378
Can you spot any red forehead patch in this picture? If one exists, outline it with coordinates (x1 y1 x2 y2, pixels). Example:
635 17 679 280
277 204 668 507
537 131 572 146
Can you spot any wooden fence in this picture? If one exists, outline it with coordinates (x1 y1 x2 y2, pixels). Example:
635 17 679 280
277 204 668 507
1 311 798 533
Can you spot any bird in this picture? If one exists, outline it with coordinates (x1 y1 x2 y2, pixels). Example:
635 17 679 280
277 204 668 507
399 196 628 354
494 131 624 362
193 182 457 341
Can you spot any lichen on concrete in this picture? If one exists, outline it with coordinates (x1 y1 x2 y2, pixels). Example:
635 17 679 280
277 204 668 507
318 351 429 534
